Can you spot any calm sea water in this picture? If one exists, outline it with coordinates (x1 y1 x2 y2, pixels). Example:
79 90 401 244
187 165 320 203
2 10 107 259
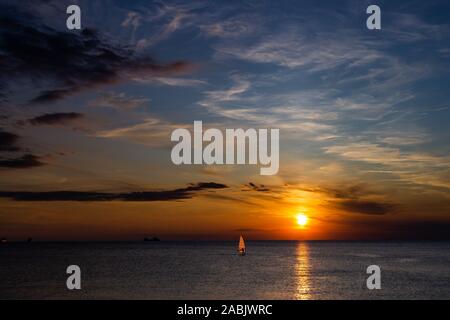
0 241 449 299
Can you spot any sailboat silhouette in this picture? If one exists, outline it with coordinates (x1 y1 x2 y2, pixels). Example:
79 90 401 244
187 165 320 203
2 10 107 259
238 235 246 256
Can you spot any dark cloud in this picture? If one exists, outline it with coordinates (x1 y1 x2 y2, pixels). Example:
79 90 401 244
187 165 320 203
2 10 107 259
243 182 270 192
334 200 395 215
204 193 257 206
323 184 396 215
28 112 84 126
324 184 366 199
0 182 228 201
0 129 43 169
185 182 228 190
0 5 192 105
0 129 20 151
0 154 43 168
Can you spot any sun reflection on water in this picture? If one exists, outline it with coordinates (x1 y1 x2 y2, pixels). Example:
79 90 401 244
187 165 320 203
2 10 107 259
295 241 311 300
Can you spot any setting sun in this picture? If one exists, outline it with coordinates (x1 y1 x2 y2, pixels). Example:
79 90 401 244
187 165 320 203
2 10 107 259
296 214 308 227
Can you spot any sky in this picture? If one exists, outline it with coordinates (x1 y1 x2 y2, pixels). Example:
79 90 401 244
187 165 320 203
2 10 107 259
0 0 450 240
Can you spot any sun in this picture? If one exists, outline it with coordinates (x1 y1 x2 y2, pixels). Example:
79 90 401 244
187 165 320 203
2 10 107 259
296 214 308 227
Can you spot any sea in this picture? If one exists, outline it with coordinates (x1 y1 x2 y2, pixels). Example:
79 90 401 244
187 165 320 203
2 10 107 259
0 241 449 299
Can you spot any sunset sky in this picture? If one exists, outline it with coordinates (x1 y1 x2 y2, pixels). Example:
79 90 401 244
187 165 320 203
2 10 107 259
1 0 450 240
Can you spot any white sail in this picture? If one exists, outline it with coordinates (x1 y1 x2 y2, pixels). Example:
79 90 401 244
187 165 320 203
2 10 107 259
238 235 245 254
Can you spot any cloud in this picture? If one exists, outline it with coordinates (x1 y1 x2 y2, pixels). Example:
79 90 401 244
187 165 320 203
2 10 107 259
0 129 43 169
215 30 381 71
122 12 142 29
198 75 338 137
324 184 366 200
0 128 52 169
0 129 20 151
203 75 250 103
323 142 447 167
198 75 262 121
122 11 142 44
0 154 43 168
134 77 206 87
185 182 227 190
376 130 430 146
243 182 270 192
213 18 428 94
320 184 396 215
28 112 84 126
136 5 193 50
380 136 427 146
96 117 186 147
384 13 449 43
0 182 228 201
89 92 149 110
333 200 395 215
201 16 258 38
0 5 192 105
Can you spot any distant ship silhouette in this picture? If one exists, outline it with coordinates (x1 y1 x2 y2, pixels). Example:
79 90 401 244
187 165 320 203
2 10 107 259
144 236 160 242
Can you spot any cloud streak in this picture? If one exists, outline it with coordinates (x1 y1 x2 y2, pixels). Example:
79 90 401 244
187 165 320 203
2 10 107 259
0 154 43 169
27 112 84 126
89 92 149 110
96 117 186 147
0 182 228 201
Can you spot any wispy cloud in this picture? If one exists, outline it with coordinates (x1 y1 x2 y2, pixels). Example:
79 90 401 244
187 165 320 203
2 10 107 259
378 132 430 146
134 77 206 87
323 142 450 189
215 30 381 71
89 92 149 110
96 117 185 147
202 75 250 103
136 5 193 50
324 142 446 167
200 15 259 38
197 75 338 138
384 12 449 43
122 11 142 43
